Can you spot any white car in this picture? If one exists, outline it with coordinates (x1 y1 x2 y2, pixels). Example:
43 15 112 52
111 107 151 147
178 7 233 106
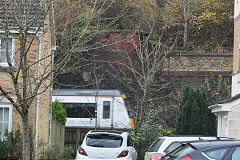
75 130 137 160
144 136 223 160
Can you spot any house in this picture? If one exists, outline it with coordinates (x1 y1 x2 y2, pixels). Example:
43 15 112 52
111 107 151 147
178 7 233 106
208 0 240 139
0 0 56 155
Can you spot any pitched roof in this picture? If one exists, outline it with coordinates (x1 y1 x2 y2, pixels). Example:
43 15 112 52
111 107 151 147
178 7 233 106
219 93 240 104
0 0 50 29
208 94 240 113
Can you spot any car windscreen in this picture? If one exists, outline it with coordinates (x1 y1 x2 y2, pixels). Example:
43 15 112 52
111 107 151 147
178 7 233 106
148 138 165 152
86 134 123 148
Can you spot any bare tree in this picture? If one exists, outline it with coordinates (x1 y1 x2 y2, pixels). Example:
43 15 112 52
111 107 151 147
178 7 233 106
105 24 177 123
0 0 132 159
0 1 53 159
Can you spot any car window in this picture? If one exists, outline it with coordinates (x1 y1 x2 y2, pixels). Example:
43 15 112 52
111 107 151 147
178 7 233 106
148 138 165 152
232 147 240 160
164 142 181 153
127 136 133 146
203 148 228 159
86 134 123 148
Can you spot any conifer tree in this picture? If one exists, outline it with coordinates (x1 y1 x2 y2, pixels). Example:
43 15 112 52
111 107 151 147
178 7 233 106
176 85 216 135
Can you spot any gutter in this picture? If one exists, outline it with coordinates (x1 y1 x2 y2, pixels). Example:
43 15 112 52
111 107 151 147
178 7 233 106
208 104 219 109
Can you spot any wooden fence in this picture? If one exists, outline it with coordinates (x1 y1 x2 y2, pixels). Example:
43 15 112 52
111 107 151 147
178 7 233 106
51 120 65 150
64 128 91 151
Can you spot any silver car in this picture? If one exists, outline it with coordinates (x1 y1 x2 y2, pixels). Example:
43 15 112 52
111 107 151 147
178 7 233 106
144 136 223 160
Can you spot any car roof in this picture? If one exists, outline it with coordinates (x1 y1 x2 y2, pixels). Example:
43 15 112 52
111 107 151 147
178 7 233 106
87 130 126 136
187 140 240 150
146 136 218 153
160 135 219 138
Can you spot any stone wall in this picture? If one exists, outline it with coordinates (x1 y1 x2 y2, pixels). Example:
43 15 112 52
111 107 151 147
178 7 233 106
162 54 232 72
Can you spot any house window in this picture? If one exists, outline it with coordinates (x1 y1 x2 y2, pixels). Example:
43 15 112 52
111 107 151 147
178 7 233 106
0 103 12 137
103 101 110 119
0 38 14 66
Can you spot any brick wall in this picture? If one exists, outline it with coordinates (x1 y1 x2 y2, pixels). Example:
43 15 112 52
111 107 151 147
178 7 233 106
107 33 139 53
0 17 53 150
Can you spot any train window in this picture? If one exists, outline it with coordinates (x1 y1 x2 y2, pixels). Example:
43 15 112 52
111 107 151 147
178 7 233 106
103 101 110 119
62 103 96 118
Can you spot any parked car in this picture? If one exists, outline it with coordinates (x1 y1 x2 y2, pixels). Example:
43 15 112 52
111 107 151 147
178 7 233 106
160 139 240 160
75 130 137 160
144 136 225 160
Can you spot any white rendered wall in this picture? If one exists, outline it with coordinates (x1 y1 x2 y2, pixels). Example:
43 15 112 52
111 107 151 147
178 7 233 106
232 73 240 97
228 104 240 139
235 0 240 19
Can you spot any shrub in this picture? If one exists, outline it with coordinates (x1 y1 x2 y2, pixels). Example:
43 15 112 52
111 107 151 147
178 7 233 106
132 108 172 159
1 126 34 159
157 128 173 137
4 127 22 158
52 100 67 125
0 140 11 159
39 145 74 160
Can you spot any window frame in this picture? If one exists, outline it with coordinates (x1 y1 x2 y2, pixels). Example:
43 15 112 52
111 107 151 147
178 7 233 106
0 103 12 137
0 38 15 67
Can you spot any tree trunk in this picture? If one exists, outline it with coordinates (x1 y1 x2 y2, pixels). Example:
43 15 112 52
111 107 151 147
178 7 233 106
183 0 188 47
22 115 31 160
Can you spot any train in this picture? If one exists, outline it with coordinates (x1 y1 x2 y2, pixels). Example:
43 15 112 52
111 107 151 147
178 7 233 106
52 89 134 130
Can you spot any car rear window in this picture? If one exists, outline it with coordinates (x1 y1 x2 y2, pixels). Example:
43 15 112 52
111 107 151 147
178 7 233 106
164 142 181 153
148 138 165 152
86 134 123 148
172 145 195 157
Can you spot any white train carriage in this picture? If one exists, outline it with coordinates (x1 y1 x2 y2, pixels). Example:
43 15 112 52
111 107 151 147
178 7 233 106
52 89 134 129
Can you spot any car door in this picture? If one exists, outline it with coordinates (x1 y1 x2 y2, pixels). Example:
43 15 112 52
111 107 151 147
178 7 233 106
127 136 137 160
